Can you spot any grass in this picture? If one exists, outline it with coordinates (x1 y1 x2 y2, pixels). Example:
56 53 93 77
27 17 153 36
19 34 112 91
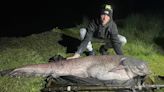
0 13 164 92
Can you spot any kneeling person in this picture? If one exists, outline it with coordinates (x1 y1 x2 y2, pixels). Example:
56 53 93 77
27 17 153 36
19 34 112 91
67 4 127 59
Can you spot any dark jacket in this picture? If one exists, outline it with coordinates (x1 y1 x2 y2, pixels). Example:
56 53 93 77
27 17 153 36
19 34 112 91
76 18 123 55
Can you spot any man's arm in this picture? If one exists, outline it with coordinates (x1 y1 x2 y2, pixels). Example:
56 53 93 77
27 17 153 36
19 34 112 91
67 31 93 59
110 22 123 55
67 20 96 59
76 30 93 54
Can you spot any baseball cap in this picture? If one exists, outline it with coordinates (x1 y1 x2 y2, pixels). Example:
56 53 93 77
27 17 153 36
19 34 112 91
100 4 113 17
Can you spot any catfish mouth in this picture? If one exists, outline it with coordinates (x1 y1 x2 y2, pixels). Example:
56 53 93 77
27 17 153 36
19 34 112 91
120 57 150 76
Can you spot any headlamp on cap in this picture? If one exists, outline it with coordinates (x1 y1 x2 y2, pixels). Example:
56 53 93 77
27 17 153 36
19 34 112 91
103 10 110 15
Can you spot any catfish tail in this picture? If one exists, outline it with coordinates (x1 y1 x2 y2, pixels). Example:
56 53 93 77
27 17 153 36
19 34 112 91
8 68 38 77
0 68 15 76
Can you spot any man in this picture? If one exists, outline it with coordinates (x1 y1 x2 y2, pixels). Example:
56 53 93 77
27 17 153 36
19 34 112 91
67 4 127 59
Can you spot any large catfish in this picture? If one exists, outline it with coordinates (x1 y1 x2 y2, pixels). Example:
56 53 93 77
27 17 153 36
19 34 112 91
2 55 150 81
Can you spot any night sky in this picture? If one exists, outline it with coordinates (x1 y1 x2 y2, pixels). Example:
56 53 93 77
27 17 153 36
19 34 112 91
1 0 163 37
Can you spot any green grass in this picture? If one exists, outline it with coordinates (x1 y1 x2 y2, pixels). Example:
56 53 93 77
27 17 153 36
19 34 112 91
0 77 44 92
0 13 164 92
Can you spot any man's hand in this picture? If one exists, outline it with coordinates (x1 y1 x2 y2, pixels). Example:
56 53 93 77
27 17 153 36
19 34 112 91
67 53 80 59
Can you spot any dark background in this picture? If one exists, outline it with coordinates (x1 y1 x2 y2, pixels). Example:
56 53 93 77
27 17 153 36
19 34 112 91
0 0 163 37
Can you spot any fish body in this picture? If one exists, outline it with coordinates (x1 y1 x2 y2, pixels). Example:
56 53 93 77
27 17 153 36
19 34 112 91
8 55 149 81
